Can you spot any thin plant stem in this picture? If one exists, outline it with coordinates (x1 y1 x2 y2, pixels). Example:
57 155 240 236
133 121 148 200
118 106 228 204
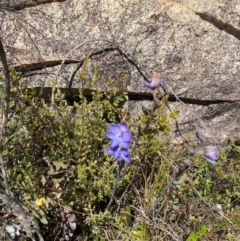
106 98 156 211
0 37 11 195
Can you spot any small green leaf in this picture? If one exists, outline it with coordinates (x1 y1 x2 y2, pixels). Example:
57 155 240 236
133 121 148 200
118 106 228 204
40 216 48 224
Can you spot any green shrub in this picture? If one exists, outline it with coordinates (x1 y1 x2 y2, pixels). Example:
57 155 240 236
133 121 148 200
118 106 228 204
2 67 240 241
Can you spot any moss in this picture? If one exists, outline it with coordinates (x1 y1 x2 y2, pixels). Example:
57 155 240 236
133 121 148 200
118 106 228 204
186 225 208 241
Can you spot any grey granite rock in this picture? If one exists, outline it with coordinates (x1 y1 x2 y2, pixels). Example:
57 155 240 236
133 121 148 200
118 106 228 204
1 0 240 143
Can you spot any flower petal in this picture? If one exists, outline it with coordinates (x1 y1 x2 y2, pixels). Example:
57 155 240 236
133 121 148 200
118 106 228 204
120 141 130 149
108 123 120 134
113 149 121 160
144 81 152 89
120 149 130 162
205 155 217 164
204 145 217 164
119 122 129 132
122 132 132 142
105 132 115 139
110 138 121 149
151 77 162 89
105 146 113 154
144 78 162 90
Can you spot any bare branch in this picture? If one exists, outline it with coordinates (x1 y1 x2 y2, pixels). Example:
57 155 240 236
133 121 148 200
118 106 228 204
0 37 10 139
0 37 10 194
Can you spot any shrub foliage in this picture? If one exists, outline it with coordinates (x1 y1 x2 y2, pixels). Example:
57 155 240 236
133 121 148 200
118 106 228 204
1 67 240 241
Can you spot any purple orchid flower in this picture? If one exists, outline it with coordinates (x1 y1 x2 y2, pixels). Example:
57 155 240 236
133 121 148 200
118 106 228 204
204 145 217 164
105 146 131 162
105 122 132 162
105 122 132 149
144 73 162 90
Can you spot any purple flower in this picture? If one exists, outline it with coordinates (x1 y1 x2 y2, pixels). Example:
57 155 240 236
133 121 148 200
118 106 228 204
105 122 132 162
144 73 162 90
105 146 131 162
105 122 132 149
204 145 217 164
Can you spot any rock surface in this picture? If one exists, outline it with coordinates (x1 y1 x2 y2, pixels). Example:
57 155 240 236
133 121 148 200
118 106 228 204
1 0 240 143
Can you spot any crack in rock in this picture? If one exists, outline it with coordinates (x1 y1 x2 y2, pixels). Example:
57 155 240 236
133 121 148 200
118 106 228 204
32 87 240 106
0 0 66 11
166 94 240 106
195 12 240 41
